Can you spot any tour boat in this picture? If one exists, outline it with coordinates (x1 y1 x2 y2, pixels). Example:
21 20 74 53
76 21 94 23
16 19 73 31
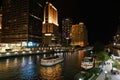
81 57 94 70
41 55 64 66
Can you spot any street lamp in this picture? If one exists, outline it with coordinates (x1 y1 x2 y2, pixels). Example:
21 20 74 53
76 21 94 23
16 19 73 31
79 78 83 80
104 71 107 80
90 51 93 57
66 37 69 45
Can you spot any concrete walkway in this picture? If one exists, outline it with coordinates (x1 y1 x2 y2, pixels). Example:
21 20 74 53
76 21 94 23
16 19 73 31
96 59 113 80
96 59 120 80
96 71 105 80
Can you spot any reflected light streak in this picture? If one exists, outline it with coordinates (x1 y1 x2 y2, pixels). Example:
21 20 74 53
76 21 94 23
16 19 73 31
0 62 6 71
37 56 40 62
54 53 57 56
14 58 18 65
28 56 32 64
37 55 40 61
6 59 9 67
78 50 85 67
22 57 26 66
40 64 62 80
43 54 46 58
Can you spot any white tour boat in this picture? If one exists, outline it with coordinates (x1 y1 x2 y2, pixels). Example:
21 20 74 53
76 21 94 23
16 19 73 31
81 57 94 70
41 55 64 66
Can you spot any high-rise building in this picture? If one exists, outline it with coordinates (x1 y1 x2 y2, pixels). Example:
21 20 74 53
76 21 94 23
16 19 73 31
43 2 58 26
0 8 2 29
42 2 59 46
113 16 120 44
62 18 72 45
71 22 88 47
0 7 2 42
2 0 45 47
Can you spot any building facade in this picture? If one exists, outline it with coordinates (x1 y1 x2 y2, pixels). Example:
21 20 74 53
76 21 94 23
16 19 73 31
0 7 2 42
113 17 120 45
2 0 45 47
71 22 88 47
62 18 72 45
42 2 59 46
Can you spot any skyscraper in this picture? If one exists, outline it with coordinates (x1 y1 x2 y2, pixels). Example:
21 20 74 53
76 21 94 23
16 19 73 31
42 2 59 46
62 18 72 45
113 16 120 44
71 22 88 47
0 7 2 42
2 0 45 47
0 8 2 30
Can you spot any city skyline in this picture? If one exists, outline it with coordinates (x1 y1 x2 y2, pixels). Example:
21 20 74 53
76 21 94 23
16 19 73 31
0 0 120 45
0 1 120 80
50 0 120 45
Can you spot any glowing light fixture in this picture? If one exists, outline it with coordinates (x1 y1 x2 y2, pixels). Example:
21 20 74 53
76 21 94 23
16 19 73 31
45 33 52 36
28 42 33 47
22 42 27 47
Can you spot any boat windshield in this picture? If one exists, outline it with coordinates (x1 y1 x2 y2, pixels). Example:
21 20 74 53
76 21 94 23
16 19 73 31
82 57 93 62
43 56 60 60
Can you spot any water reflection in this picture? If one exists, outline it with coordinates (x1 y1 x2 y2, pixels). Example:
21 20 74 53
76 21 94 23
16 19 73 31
37 55 40 61
40 64 63 80
28 56 32 64
14 58 17 64
6 59 9 67
0 50 85 80
78 50 85 67
21 57 26 66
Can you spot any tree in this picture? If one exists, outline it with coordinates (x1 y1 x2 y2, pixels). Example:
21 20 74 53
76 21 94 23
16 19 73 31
95 51 109 61
93 42 109 65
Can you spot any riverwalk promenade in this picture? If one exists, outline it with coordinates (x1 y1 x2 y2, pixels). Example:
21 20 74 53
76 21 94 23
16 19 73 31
0 50 54 59
96 59 120 80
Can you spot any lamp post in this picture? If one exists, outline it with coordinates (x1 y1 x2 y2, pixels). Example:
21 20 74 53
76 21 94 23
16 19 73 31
66 37 69 46
104 71 107 80
90 51 93 57
79 78 83 80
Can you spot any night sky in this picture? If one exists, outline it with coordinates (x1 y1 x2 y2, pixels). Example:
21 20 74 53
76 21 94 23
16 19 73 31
0 0 1 7
0 0 120 45
51 0 120 45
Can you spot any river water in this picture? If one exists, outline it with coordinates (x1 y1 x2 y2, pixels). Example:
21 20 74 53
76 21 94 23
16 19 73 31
0 50 84 80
